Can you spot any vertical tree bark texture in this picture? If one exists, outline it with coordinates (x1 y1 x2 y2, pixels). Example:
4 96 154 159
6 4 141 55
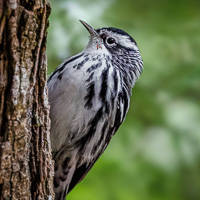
0 0 54 199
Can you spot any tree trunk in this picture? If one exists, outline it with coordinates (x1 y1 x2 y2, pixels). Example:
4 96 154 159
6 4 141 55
0 0 54 199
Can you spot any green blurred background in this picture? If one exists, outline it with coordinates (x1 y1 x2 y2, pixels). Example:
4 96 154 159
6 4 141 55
47 0 200 199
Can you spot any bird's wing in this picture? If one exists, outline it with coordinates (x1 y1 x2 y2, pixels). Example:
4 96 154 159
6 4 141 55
67 97 125 193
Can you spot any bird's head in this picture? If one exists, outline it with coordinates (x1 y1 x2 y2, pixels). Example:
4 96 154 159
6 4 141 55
80 20 143 85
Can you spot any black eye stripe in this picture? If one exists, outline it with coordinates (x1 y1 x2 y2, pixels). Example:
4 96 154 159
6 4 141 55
100 33 107 40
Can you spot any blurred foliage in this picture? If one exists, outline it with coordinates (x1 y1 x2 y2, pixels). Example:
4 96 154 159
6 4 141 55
47 0 200 199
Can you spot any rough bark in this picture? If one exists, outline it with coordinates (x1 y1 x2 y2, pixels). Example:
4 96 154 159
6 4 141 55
0 0 54 199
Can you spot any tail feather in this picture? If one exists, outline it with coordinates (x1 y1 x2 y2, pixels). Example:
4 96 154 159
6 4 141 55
54 153 77 200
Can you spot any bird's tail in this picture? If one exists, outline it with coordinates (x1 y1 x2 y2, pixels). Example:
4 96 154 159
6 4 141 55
53 149 78 200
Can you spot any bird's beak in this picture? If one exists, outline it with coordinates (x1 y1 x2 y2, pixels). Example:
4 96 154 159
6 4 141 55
80 20 102 50
79 20 99 38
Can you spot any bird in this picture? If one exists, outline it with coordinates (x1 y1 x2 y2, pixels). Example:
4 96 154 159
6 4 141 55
47 20 143 200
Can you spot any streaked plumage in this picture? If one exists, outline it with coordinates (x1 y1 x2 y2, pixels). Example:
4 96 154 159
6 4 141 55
48 20 143 200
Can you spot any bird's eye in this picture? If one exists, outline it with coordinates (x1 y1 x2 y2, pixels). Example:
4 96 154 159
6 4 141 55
106 37 116 45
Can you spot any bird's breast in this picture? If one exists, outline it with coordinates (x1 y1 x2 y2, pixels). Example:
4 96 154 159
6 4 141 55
49 53 120 156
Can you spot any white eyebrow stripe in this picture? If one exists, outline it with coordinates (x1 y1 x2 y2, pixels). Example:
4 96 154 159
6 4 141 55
112 33 138 50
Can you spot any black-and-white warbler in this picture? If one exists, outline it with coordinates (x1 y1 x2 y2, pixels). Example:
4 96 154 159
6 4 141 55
48 20 143 200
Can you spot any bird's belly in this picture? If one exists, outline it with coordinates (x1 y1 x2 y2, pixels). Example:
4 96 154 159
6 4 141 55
49 72 101 153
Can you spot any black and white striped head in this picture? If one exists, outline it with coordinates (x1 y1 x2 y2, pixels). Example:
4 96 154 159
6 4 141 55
96 27 139 53
80 20 143 86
